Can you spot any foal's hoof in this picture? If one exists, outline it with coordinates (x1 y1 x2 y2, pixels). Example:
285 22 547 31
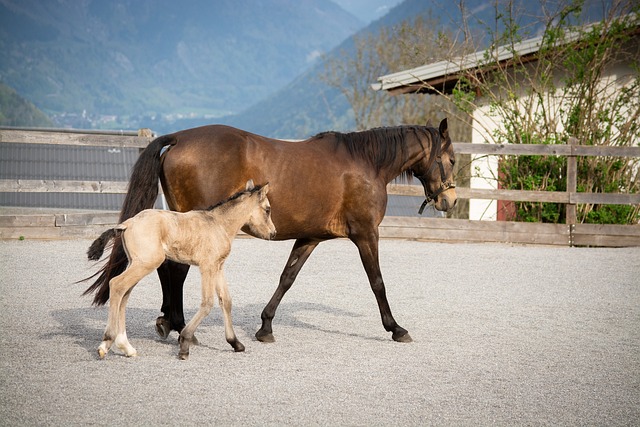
97 348 107 359
392 330 413 343
178 351 189 361
155 317 171 339
255 330 275 343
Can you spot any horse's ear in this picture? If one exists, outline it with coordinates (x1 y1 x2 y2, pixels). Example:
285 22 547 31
438 118 449 139
245 179 255 191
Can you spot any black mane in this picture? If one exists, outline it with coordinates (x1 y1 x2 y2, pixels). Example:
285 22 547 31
205 184 264 211
314 125 441 177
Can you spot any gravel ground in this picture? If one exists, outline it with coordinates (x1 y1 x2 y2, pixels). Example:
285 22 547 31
0 237 638 426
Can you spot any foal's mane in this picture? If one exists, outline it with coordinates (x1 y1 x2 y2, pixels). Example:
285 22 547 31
315 125 441 179
204 184 265 211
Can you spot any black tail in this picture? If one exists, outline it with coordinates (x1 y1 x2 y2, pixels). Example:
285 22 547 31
87 228 117 261
83 135 175 305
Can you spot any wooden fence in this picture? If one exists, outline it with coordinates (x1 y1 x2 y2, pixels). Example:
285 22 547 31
1 128 639 246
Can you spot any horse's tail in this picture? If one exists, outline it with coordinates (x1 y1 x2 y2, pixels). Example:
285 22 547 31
82 134 175 306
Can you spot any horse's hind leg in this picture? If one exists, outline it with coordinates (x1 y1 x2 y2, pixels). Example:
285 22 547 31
256 238 319 343
114 287 137 356
156 260 190 338
214 270 244 352
98 262 151 358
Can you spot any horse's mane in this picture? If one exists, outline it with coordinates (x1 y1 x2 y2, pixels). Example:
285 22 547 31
314 125 441 178
204 184 265 211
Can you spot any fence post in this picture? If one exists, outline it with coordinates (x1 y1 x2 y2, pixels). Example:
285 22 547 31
566 137 578 246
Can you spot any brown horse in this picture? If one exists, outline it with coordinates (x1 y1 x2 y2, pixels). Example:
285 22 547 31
88 181 275 359
85 119 456 343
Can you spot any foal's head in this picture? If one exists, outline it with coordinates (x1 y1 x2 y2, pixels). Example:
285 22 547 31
410 118 457 212
242 182 276 240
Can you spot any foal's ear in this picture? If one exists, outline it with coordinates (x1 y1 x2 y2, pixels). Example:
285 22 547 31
245 179 255 191
438 118 449 139
259 183 270 198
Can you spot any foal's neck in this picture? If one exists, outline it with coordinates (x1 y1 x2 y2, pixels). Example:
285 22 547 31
206 200 253 235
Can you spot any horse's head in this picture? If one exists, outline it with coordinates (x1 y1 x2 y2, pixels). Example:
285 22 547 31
244 181 277 240
411 118 457 213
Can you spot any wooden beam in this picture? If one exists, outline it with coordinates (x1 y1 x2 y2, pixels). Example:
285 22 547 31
0 129 152 148
0 179 128 193
452 142 640 157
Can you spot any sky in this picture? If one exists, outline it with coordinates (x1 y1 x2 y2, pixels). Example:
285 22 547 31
332 0 405 24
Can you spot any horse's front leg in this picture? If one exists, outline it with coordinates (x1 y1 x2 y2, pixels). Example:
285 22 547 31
178 267 216 360
256 238 320 343
214 270 244 352
351 231 412 343
156 260 190 338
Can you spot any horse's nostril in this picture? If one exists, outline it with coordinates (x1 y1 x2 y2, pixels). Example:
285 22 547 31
453 198 458 208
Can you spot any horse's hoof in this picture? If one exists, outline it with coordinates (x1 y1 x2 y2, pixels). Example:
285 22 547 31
255 330 275 343
178 352 189 360
392 330 413 343
233 342 245 352
155 317 171 339
97 348 107 359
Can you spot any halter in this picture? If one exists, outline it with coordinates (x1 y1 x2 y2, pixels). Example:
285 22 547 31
415 132 456 215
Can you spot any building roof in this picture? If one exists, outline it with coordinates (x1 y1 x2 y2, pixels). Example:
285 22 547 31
371 35 546 95
371 15 638 95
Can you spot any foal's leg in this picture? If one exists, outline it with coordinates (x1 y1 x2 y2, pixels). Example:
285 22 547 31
214 270 244 352
98 262 152 358
156 260 191 338
256 238 320 342
351 231 412 343
114 287 137 356
178 267 217 360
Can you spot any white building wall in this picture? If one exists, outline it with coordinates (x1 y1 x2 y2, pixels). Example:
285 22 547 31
470 105 500 220
468 52 638 221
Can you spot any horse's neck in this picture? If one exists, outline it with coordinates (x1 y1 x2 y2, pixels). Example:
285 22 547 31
385 131 431 183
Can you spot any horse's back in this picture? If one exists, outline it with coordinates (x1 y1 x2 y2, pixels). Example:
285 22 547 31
160 125 384 239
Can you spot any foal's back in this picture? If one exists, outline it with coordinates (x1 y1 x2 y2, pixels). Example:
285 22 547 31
120 209 230 267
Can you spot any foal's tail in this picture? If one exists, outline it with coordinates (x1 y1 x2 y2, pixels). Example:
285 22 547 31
87 228 117 261
82 134 175 306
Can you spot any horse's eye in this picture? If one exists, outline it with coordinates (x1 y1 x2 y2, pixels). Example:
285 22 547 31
265 207 271 215
450 158 456 166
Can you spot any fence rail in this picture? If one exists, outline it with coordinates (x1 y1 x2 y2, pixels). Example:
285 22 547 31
1 128 638 246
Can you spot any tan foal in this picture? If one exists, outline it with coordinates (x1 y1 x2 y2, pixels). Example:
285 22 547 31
89 181 275 360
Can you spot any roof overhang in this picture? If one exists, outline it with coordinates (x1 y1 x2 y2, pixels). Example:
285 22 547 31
372 15 639 95
371 35 547 95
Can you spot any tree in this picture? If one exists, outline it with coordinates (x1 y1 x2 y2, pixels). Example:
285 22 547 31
321 16 470 136
441 0 640 224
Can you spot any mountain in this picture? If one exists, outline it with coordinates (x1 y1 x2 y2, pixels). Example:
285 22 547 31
218 0 465 138
0 83 53 127
220 0 602 139
0 0 362 130
331 0 404 25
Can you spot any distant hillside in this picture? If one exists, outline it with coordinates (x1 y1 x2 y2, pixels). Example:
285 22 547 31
0 83 53 127
0 0 361 130
219 0 586 139
218 0 458 138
